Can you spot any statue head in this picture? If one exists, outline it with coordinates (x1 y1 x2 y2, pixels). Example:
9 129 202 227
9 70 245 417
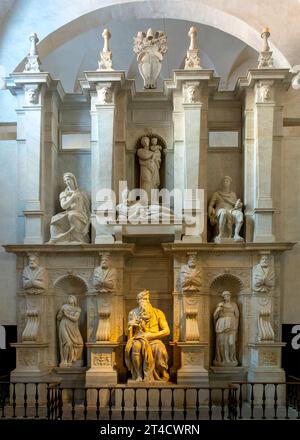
27 253 39 269
222 290 231 302
260 254 270 268
185 84 198 104
98 86 112 104
67 295 77 306
141 136 150 149
25 86 39 104
220 176 232 192
137 289 150 306
63 172 77 191
187 254 197 268
100 252 111 269
151 137 158 146
260 85 270 101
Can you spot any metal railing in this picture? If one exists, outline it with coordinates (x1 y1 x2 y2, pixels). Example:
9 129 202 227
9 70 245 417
0 380 299 420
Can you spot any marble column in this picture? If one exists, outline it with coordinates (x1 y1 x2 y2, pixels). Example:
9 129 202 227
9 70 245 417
7 73 61 244
253 79 276 242
239 69 293 242
81 72 125 243
167 70 218 242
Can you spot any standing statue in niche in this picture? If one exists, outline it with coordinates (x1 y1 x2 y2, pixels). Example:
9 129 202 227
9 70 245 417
150 137 162 190
125 290 170 382
180 254 202 292
252 254 275 293
48 172 90 244
137 136 162 203
208 176 244 242
93 252 117 293
213 291 239 367
57 295 84 368
22 253 47 292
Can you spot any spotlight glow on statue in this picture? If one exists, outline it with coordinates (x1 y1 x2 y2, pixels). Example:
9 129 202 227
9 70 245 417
125 290 170 382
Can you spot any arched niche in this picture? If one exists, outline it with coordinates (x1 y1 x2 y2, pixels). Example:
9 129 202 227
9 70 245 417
209 273 244 367
54 274 88 366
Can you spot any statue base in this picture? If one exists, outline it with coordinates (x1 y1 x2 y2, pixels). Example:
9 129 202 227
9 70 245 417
55 366 86 403
214 236 244 244
247 342 286 404
86 342 118 382
176 342 209 386
86 343 118 405
11 342 50 376
10 343 51 404
126 379 171 387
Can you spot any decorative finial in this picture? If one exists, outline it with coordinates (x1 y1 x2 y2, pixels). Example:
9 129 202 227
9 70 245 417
258 27 274 68
98 28 114 71
24 33 42 72
184 26 202 70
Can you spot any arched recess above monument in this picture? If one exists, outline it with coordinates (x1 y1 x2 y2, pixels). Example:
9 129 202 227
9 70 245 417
226 46 258 90
29 19 246 92
4 1 290 92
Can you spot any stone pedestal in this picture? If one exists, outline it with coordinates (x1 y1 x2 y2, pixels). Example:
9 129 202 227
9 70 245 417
86 342 118 386
10 342 50 404
248 342 286 404
54 367 86 402
210 366 247 381
176 342 208 385
11 342 50 377
86 342 118 406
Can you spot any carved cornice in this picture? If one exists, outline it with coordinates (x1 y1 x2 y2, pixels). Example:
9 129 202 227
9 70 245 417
162 242 295 254
4 243 135 255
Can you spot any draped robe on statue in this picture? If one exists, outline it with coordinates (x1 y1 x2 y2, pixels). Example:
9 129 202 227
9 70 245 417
253 264 275 292
22 266 47 291
93 267 116 293
210 191 240 222
50 187 90 244
214 301 239 366
180 266 201 291
57 302 83 367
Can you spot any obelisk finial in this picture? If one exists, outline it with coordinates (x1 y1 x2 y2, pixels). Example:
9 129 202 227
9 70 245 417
98 28 114 71
184 26 202 70
258 27 274 68
24 32 42 72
